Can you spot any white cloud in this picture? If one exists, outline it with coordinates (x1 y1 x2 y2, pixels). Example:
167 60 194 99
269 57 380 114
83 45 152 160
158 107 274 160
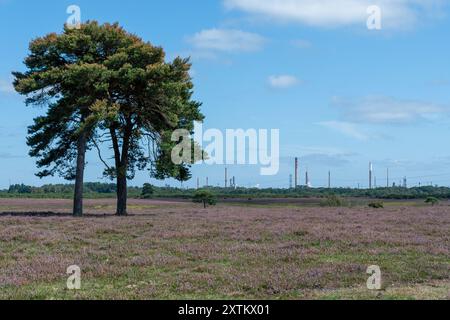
0 152 21 159
224 0 445 29
187 28 266 53
291 39 312 49
300 153 353 167
282 144 350 156
268 75 300 88
318 121 370 141
427 79 450 87
0 79 14 94
332 96 447 124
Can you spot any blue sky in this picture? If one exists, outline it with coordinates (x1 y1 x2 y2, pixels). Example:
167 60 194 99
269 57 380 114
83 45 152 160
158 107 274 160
1 0 450 189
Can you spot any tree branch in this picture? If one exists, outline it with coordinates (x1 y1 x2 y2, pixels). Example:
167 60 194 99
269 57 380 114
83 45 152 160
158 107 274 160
92 138 111 170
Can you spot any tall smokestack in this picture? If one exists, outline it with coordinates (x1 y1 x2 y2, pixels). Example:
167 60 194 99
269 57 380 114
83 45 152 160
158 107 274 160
328 171 331 189
369 162 373 189
306 167 310 187
295 158 298 189
225 168 228 188
206 177 209 187
386 168 389 188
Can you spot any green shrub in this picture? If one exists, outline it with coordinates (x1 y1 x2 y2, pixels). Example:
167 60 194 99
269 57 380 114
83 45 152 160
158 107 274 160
425 197 439 206
193 189 217 208
320 194 347 207
368 201 384 209
141 183 155 199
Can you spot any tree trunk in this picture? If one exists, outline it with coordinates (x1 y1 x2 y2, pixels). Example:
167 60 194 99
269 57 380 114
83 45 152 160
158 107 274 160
73 132 87 217
109 120 131 217
116 169 128 216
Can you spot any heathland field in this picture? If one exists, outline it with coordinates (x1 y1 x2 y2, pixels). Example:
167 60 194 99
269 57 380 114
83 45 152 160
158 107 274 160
0 198 449 300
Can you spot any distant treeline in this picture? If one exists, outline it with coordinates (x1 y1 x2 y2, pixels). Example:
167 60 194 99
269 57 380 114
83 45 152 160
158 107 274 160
201 186 450 200
2 183 450 200
217 186 450 200
1 183 140 199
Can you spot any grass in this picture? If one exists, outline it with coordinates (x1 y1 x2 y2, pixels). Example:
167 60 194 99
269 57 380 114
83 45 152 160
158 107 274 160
0 198 449 300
